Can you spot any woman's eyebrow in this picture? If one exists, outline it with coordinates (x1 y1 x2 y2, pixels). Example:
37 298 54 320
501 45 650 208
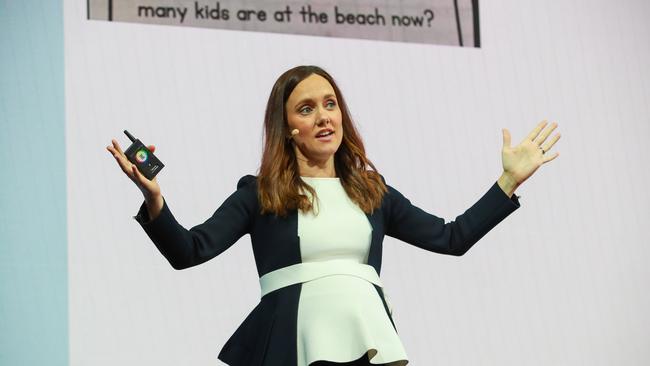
294 93 336 107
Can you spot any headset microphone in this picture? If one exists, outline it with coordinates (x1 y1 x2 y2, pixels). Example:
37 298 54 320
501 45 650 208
291 129 299 136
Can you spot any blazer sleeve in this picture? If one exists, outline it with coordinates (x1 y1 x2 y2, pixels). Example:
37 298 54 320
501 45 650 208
132 175 257 269
384 179 521 256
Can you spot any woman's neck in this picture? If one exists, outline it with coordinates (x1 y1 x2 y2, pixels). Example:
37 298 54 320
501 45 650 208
295 152 337 178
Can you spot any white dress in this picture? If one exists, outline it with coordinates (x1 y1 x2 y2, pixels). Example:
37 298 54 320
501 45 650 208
296 177 409 366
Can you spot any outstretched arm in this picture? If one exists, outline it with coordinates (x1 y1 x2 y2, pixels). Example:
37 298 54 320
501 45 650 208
133 175 257 270
385 180 520 256
385 120 561 256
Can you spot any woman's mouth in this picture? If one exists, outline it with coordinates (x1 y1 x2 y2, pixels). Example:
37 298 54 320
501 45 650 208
315 130 334 141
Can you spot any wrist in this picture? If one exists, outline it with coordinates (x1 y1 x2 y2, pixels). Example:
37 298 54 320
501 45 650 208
143 194 164 222
497 172 519 197
144 192 162 204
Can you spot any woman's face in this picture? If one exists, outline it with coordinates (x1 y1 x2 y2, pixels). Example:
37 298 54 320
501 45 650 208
285 74 343 164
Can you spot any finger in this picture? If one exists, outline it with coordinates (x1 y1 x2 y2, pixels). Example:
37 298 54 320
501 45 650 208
541 133 561 153
535 122 558 146
132 164 154 187
108 145 133 172
543 152 559 164
107 145 124 159
502 129 511 148
112 139 125 156
107 145 126 166
525 120 548 143
131 164 146 185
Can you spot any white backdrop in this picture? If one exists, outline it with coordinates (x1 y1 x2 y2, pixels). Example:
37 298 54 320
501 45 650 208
65 0 650 365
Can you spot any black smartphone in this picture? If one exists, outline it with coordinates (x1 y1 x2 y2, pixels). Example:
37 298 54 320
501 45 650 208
123 130 164 180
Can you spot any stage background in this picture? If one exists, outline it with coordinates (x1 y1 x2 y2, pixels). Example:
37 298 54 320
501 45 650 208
2 0 650 365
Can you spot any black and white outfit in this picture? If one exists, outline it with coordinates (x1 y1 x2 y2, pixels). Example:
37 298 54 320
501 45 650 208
134 174 521 365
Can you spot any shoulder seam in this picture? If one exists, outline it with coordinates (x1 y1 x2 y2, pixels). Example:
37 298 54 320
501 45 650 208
236 174 257 190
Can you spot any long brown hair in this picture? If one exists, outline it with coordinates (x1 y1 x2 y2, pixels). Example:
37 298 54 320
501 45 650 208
257 65 387 217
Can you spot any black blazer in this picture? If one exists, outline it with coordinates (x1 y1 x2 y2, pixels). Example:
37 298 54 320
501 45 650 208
134 174 521 366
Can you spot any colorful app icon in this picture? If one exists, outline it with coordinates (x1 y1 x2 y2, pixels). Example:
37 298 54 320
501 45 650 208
135 149 148 163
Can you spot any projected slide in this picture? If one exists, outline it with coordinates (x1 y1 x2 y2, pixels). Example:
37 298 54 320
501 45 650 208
87 0 481 46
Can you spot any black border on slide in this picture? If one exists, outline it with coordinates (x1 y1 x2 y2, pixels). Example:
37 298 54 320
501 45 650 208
455 0 481 47
473 0 481 47
86 0 113 20
453 0 463 46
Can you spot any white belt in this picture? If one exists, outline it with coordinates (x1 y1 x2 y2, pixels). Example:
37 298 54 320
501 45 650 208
259 259 383 298
259 259 395 316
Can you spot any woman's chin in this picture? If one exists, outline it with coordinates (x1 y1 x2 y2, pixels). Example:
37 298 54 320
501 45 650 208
306 150 337 164
296 142 341 164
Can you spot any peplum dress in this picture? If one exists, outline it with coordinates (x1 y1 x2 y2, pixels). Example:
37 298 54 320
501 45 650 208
133 173 521 366
294 176 408 365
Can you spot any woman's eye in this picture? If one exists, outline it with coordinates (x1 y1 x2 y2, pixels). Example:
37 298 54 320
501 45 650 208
300 106 312 114
299 100 335 114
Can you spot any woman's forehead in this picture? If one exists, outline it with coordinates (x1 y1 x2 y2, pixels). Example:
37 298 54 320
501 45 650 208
289 74 336 101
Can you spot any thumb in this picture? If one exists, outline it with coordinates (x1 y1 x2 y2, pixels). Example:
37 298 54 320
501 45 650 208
502 128 511 148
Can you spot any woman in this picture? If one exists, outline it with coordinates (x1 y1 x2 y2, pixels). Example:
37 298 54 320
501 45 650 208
106 65 560 365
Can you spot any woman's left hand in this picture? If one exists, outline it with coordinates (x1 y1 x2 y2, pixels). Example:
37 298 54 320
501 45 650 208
501 120 561 186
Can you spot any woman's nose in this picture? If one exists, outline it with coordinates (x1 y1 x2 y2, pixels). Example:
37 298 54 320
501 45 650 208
315 110 331 125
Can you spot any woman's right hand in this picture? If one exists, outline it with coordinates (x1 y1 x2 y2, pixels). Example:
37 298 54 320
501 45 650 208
106 139 162 201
